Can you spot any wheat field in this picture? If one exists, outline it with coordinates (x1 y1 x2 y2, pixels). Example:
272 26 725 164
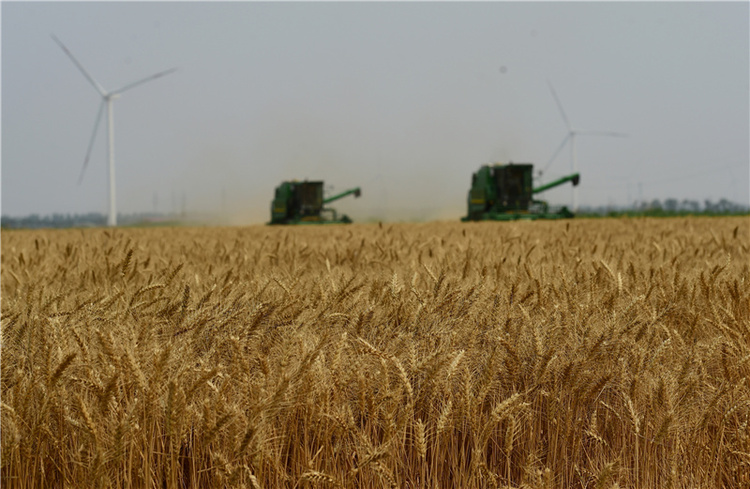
1 217 748 489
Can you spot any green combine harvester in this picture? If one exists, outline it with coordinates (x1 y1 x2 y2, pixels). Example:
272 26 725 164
461 162 580 221
269 180 361 225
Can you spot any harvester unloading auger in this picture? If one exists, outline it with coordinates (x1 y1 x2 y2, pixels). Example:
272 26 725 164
268 180 361 225
461 162 580 221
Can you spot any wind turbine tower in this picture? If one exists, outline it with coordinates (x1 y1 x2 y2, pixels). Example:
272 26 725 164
52 35 177 226
545 80 627 213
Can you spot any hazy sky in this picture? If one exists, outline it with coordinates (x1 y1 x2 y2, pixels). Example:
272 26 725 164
2 1 748 223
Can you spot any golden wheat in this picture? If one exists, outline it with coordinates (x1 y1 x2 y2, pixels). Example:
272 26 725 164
1 217 748 488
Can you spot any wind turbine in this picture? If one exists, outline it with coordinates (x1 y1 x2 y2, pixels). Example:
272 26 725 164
543 80 627 212
52 34 177 226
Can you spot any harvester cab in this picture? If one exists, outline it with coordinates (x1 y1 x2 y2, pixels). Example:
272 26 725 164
269 180 361 225
461 162 579 221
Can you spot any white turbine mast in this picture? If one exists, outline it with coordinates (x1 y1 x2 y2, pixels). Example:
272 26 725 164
543 80 627 213
52 34 177 226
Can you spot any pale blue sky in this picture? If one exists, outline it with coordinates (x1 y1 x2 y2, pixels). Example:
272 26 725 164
2 1 748 223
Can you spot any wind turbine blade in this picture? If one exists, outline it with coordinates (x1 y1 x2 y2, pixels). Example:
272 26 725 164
51 34 107 96
575 130 628 137
111 67 178 95
542 134 571 174
547 79 571 130
79 101 105 185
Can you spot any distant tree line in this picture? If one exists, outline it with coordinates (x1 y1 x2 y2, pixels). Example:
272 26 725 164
0 212 177 229
2 199 748 229
578 198 749 217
